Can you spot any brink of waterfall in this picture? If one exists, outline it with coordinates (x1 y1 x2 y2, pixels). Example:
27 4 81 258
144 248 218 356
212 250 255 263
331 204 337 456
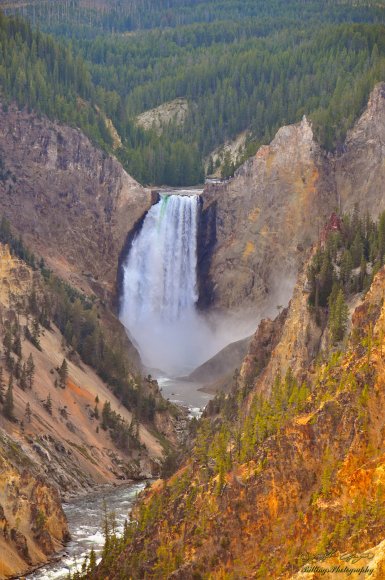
120 194 204 377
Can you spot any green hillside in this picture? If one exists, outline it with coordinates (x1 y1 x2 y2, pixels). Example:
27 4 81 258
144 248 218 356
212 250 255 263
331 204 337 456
1 1 385 184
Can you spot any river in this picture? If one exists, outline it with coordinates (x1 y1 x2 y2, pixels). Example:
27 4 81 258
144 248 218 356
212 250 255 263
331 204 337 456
27 482 146 580
157 376 211 417
27 377 212 580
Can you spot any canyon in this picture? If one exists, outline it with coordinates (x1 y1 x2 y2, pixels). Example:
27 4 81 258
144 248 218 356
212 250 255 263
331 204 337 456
0 82 385 578
0 0 383 576
96 232 385 579
88 83 385 578
1 84 385 322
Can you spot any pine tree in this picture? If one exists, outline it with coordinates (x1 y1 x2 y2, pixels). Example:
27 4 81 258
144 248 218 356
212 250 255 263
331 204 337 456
44 393 53 415
340 250 353 287
94 394 100 419
129 416 139 439
4 375 14 420
28 287 39 316
0 366 4 403
351 232 363 268
20 363 28 390
3 327 12 364
58 358 68 388
102 499 111 554
31 318 41 350
319 250 334 306
25 401 32 423
101 400 111 430
26 353 35 389
221 150 235 179
14 358 21 380
194 419 211 468
12 333 22 358
329 288 349 344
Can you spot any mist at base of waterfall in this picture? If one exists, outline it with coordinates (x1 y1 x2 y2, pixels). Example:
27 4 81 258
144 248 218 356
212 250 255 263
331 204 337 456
119 192 295 378
125 306 259 378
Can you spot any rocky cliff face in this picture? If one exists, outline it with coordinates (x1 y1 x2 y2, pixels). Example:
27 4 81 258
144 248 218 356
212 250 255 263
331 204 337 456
0 104 154 301
335 83 385 217
199 116 336 311
0 85 384 328
0 431 69 580
239 252 322 398
0 242 177 487
199 83 385 313
0 103 155 371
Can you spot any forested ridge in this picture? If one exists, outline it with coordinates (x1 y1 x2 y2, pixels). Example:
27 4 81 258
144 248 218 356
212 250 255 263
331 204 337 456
3 0 385 36
1 1 385 184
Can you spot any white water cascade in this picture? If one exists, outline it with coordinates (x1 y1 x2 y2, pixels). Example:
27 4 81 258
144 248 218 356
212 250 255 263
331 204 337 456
120 193 207 377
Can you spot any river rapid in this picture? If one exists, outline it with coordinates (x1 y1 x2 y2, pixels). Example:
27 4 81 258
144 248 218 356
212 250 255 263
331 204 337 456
27 482 145 580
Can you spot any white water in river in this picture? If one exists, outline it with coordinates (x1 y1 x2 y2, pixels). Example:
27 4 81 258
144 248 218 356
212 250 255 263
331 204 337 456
120 193 209 377
27 483 145 580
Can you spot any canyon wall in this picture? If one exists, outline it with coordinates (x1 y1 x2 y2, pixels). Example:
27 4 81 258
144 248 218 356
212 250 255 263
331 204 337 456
0 241 184 578
199 82 385 313
335 83 385 216
0 104 154 301
99 258 385 579
0 432 69 580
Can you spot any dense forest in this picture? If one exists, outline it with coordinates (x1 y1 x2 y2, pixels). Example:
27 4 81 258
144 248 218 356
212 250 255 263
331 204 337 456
1 1 385 184
3 0 385 36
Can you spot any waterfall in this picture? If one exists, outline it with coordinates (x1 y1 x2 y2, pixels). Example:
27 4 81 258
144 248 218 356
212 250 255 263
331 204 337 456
120 194 203 376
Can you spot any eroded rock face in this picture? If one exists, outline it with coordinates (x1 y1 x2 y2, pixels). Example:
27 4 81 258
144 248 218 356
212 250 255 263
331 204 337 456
336 83 385 216
239 308 288 394
0 240 183 576
244 258 323 397
0 104 153 300
199 116 336 311
0 432 69 579
199 83 385 313
99 258 385 579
